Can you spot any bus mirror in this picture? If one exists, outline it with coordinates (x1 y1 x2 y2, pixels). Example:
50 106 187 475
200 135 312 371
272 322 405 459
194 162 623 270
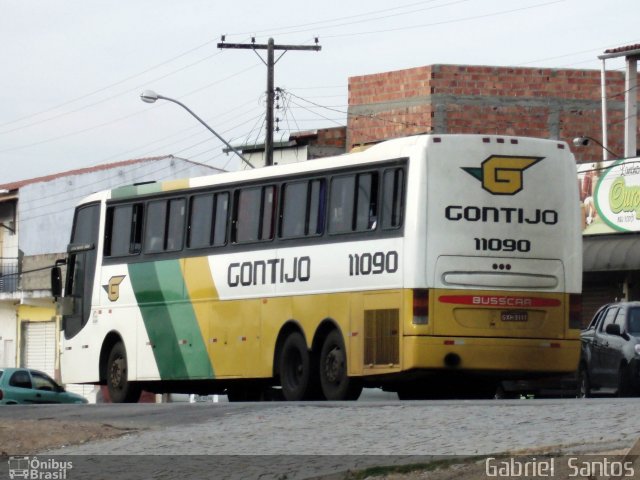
51 266 62 299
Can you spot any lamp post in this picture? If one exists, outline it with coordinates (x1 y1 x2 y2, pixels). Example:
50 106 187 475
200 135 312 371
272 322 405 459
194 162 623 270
572 136 620 160
140 90 254 169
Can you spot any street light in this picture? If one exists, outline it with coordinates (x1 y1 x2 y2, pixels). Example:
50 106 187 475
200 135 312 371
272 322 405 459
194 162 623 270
572 136 620 159
140 90 254 169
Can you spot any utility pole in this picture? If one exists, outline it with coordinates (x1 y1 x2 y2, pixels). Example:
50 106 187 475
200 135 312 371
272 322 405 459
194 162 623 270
218 37 321 166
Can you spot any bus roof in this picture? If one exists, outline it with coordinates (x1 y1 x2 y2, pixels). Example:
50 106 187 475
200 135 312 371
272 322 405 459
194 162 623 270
77 134 569 205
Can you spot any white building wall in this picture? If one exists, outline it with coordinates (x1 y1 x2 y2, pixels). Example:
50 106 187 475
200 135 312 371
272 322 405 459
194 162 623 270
18 157 220 255
245 146 309 168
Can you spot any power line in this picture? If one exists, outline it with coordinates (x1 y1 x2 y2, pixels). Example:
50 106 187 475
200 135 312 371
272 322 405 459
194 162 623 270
322 0 565 38
0 38 223 130
218 37 321 166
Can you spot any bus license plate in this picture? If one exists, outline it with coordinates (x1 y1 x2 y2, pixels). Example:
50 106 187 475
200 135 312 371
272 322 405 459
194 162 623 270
501 311 528 322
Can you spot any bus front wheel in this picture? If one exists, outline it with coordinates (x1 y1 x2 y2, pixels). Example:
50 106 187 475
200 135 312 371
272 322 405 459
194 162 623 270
106 341 141 403
319 330 362 401
279 332 311 401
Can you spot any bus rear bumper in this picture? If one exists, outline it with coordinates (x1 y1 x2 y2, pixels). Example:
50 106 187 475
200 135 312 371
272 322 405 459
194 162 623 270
403 335 580 376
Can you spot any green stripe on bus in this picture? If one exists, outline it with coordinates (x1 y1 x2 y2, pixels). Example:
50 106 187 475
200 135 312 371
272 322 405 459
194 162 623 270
128 260 214 380
111 183 162 199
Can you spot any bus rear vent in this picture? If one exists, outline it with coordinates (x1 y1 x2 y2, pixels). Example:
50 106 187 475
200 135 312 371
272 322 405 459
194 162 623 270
364 309 400 366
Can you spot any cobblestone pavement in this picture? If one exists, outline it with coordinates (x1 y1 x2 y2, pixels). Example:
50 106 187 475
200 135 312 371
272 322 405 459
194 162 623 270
36 398 640 479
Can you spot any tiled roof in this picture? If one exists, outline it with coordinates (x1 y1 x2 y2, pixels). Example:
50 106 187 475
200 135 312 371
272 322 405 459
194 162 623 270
603 44 640 56
0 155 211 192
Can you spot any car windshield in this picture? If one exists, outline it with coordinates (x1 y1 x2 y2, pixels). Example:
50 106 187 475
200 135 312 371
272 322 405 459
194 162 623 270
0 369 3 379
628 307 640 336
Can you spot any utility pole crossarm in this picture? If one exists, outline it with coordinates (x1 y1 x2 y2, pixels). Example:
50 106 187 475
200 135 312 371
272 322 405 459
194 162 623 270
217 42 321 52
218 37 322 167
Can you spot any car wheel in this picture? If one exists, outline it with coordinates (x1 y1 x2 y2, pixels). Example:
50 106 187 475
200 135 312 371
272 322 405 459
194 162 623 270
618 364 632 397
577 364 591 398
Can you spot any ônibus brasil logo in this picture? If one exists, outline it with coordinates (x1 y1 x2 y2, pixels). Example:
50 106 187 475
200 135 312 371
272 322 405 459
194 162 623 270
8 456 73 479
462 155 543 195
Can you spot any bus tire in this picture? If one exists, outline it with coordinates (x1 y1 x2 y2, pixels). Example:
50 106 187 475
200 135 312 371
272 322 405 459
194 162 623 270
106 341 141 403
319 330 362 401
278 332 311 401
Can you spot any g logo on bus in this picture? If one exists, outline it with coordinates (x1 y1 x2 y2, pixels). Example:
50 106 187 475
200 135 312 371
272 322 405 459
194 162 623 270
103 275 126 302
462 155 543 195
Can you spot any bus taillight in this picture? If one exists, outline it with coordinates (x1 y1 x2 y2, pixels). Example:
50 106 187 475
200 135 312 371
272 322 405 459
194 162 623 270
569 294 582 329
413 289 429 325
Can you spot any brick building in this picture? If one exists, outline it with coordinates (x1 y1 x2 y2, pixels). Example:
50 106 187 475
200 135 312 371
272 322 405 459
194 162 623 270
347 64 632 163
347 60 640 324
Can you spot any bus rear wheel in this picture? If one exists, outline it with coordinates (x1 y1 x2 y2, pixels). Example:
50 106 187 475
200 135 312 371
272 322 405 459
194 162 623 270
319 330 362 401
106 341 141 403
279 332 311 401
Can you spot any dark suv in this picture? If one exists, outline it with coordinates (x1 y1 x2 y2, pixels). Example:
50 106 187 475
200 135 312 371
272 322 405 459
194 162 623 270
578 302 640 397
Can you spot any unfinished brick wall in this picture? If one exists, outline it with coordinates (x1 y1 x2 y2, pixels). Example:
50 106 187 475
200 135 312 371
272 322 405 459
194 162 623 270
348 64 631 162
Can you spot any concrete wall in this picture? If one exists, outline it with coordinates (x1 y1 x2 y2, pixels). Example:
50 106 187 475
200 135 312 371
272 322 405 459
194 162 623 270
21 253 66 291
347 64 635 163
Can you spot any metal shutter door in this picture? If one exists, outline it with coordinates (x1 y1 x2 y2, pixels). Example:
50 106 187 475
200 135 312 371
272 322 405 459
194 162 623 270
22 321 56 377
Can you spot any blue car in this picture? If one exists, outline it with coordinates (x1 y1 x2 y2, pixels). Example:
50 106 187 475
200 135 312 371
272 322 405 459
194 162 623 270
0 368 87 404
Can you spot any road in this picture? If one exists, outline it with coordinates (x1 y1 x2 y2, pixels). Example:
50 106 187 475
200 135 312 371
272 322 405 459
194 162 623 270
1 395 639 479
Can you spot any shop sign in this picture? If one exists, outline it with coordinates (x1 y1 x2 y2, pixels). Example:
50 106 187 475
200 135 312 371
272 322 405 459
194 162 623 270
579 157 640 235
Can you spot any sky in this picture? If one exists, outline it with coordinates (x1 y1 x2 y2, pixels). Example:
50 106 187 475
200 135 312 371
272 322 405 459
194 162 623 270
1 0 639 185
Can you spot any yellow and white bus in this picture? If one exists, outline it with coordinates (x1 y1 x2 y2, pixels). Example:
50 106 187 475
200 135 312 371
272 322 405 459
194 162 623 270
52 134 582 402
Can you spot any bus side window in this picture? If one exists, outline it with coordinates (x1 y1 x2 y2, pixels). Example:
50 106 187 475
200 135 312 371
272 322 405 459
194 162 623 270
144 198 185 253
188 193 214 249
281 181 307 238
166 198 186 251
233 186 275 243
281 179 326 239
144 200 167 253
355 172 378 231
188 192 229 248
212 192 229 246
329 175 355 234
382 168 405 229
308 179 326 235
329 172 378 234
105 203 143 257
